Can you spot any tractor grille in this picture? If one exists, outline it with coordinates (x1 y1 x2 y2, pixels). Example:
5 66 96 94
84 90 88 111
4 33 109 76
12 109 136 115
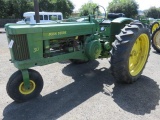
9 34 30 61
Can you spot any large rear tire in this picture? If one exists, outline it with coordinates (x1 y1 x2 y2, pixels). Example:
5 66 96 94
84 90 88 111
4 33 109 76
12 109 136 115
152 27 160 53
111 22 150 83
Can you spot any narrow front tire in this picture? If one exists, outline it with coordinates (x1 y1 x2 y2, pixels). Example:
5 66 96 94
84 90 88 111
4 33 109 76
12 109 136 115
6 69 43 102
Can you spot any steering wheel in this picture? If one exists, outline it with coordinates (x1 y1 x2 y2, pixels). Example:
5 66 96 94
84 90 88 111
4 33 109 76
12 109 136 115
93 5 106 22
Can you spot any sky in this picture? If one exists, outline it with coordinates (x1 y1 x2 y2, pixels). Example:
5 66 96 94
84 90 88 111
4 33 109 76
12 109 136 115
70 0 160 11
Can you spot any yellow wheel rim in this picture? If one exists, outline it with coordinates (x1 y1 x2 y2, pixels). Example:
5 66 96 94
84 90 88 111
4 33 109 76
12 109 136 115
152 23 159 33
19 80 36 95
129 34 149 76
153 30 160 50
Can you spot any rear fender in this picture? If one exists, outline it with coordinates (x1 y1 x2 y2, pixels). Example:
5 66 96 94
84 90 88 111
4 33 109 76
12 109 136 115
111 17 133 24
110 17 134 43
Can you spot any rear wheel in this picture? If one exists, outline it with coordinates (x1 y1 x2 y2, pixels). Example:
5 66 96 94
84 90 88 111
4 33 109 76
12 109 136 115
6 69 43 102
151 22 159 34
111 22 150 83
152 27 160 53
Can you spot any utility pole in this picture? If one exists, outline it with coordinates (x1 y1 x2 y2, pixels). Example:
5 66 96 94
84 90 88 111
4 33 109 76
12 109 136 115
34 0 40 23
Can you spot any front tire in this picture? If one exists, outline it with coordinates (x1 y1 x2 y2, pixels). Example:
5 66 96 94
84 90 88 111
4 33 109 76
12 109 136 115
6 69 43 102
152 27 160 53
111 22 150 83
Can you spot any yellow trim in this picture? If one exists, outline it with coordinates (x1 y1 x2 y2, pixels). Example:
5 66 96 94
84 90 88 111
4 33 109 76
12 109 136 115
48 31 67 36
152 23 159 33
75 36 79 40
19 80 36 95
129 34 149 76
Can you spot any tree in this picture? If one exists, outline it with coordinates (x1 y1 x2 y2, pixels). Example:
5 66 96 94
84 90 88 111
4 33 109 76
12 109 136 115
54 0 74 18
107 0 139 18
0 0 7 18
5 0 33 19
39 0 55 12
1 0 74 19
79 2 98 16
144 7 160 19
39 0 74 18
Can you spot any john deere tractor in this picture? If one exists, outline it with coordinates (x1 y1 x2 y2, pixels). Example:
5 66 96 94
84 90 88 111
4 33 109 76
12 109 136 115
138 16 159 34
152 27 160 53
5 6 151 102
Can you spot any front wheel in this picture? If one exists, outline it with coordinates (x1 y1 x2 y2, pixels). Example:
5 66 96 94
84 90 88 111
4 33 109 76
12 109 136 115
152 27 160 53
6 69 43 102
111 22 150 83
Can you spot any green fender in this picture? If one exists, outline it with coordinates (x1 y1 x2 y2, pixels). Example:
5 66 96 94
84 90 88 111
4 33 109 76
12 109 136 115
111 17 133 23
109 17 134 43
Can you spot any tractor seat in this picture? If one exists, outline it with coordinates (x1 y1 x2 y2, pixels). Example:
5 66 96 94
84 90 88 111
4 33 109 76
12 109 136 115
107 13 125 19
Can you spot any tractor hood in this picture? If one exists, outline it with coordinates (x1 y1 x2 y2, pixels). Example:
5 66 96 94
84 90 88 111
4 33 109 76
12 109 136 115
5 22 96 39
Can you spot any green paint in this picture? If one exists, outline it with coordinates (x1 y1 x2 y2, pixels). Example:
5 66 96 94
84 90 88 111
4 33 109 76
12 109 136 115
5 15 133 87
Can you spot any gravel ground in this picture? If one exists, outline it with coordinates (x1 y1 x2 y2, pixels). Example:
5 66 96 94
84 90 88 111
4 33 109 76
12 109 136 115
0 28 5 33
0 32 160 120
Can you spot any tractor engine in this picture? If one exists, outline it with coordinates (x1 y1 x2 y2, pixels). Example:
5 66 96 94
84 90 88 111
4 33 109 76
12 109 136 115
43 37 82 58
43 35 102 60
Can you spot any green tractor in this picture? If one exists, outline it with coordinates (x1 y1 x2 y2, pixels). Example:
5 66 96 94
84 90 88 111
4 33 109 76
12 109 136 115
152 27 160 53
138 16 159 34
150 21 159 34
5 6 151 102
